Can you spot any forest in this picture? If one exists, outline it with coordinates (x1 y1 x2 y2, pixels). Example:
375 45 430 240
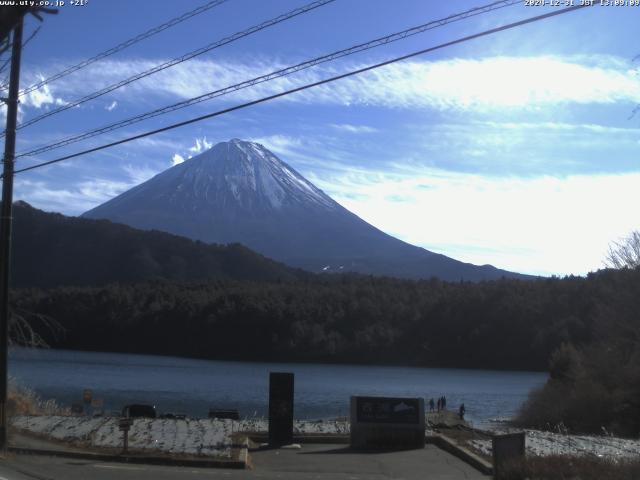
12 267 638 373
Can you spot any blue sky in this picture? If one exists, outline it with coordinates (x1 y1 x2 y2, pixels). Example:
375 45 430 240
6 0 640 276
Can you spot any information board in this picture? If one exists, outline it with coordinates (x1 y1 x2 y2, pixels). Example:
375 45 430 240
355 396 420 424
350 396 425 449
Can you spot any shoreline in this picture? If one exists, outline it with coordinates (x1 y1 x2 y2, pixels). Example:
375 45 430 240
9 345 550 375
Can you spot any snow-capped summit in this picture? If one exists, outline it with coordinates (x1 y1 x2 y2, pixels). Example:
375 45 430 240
165 139 336 212
83 139 527 281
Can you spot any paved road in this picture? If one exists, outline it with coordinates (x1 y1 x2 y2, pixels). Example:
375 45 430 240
0 444 488 479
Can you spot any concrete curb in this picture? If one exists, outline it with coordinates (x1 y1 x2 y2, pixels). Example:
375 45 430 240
8 444 249 469
247 433 350 444
232 436 250 467
426 434 494 476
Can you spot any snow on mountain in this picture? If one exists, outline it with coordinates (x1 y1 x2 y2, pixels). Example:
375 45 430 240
118 139 335 214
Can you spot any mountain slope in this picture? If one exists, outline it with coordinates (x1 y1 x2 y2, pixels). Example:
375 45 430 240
11 201 307 288
83 139 529 281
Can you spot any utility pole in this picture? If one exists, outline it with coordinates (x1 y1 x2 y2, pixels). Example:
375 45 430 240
0 17 23 452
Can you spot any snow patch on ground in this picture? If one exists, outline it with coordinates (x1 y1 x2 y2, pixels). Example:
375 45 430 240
12 416 107 441
470 430 640 460
238 418 350 435
12 416 235 457
11 416 350 457
18 415 637 461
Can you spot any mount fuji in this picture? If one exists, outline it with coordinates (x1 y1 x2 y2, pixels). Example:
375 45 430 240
82 139 527 281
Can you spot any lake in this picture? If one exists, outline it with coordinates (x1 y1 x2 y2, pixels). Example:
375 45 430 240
9 348 547 428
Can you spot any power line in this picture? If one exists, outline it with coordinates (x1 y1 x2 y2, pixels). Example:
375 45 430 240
0 60 9 84
0 38 15 81
20 25 40 49
0 39 10 58
8 0 336 135
0 0 231 96
0 25 40 80
13 3 593 176
18 0 520 159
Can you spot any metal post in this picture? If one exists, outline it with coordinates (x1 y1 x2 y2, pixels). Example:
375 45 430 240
0 18 23 452
123 428 129 454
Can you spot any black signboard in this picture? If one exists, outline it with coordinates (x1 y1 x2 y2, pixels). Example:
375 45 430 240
209 408 240 420
268 372 294 446
355 396 420 424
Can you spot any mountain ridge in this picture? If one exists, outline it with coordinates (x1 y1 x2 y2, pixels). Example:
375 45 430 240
83 138 531 281
10 201 308 288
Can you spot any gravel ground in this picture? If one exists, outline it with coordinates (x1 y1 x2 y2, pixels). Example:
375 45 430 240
11 415 351 458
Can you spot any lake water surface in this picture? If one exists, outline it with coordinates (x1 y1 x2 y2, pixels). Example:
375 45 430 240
9 348 547 428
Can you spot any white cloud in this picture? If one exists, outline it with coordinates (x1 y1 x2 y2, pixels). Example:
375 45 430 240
188 137 213 154
313 168 640 276
105 100 118 111
21 76 66 110
168 137 214 167
379 56 640 109
172 153 185 166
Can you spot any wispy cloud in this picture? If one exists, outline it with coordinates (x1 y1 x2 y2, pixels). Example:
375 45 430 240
22 54 640 115
172 153 185 166
105 100 118 111
15 177 133 215
122 164 158 184
484 121 640 134
330 123 378 134
247 134 357 175
396 120 640 176
249 134 304 158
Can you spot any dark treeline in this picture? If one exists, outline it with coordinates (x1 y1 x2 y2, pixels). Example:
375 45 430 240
11 201 308 288
515 267 640 437
11 267 640 375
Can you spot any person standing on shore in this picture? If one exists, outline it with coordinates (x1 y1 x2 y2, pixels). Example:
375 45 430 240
459 403 465 420
429 398 435 412
436 397 441 412
442 396 447 410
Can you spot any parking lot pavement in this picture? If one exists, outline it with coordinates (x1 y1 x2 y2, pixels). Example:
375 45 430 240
250 443 488 479
0 444 489 480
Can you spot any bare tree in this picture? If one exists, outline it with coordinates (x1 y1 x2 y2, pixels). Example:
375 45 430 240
605 230 640 269
9 308 62 348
